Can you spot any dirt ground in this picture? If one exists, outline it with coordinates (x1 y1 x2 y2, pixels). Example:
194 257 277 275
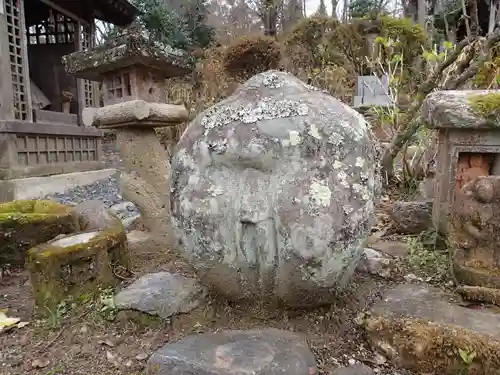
0 238 414 375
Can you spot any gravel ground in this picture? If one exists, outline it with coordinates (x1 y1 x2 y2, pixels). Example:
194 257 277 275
43 176 140 221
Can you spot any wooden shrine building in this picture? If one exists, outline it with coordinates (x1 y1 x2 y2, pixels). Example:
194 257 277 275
0 0 137 179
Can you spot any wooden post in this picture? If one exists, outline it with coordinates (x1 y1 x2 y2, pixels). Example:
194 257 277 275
0 0 14 120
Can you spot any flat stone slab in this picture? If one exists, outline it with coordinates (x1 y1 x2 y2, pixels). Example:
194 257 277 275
332 364 374 375
370 283 500 339
147 328 317 375
114 272 206 319
365 283 500 374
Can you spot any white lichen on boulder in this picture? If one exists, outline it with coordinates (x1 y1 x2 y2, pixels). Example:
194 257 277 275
170 71 381 307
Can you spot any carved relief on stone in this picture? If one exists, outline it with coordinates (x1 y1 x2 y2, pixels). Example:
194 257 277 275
449 176 500 288
455 153 493 193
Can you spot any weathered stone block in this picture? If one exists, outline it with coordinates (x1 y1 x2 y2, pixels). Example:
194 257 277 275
389 200 433 235
26 200 129 314
0 200 77 267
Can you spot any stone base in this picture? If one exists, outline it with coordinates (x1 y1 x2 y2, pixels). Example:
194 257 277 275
0 200 77 266
364 283 500 375
27 227 128 315
147 328 317 375
0 168 117 202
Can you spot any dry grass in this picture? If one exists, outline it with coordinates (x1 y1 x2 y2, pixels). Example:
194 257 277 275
163 19 364 127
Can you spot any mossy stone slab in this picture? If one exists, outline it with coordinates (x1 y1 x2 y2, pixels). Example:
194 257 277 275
27 225 128 315
364 283 500 374
0 200 77 266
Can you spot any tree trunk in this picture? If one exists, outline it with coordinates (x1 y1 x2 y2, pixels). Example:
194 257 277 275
331 0 338 18
489 0 497 33
263 0 278 37
417 0 426 27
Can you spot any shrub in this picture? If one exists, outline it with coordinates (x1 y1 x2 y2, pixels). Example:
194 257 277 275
223 35 282 80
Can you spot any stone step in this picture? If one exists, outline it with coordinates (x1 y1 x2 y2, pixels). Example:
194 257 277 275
147 328 317 375
363 283 500 374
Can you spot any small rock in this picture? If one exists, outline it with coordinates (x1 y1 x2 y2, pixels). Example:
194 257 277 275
106 351 120 367
135 353 149 361
19 334 29 346
122 214 143 231
110 201 136 218
389 201 433 235
356 248 396 279
367 240 409 258
99 337 122 347
414 178 436 201
148 328 317 375
114 272 206 319
332 364 375 375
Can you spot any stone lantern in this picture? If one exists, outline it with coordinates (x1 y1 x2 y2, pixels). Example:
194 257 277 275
421 90 500 231
63 24 193 237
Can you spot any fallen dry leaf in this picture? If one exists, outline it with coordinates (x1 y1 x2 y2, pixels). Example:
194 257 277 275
99 339 116 347
17 321 29 329
0 310 20 333
106 350 121 367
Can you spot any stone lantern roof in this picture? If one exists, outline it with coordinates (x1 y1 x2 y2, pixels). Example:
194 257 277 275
62 23 194 81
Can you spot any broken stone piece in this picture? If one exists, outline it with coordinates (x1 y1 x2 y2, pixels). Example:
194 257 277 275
170 70 381 307
114 272 206 319
364 283 500 374
0 200 77 267
356 248 397 279
389 200 433 235
147 328 317 375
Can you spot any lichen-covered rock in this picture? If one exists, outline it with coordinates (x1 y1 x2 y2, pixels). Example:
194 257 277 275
0 200 77 267
114 272 206 319
27 200 130 314
170 71 380 306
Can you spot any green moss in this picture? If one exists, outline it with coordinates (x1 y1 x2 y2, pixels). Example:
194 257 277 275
27 226 129 316
0 200 72 224
469 93 500 119
0 200 78 267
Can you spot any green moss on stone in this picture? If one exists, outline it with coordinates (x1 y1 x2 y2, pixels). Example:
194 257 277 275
27 225 129 316
468 93 500 119
0 200 78 266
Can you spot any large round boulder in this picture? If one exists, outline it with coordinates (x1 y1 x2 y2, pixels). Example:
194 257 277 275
170 71 380 306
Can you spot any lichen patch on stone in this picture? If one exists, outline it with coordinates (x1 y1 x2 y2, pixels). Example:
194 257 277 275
309 181 332 207
308 123 322 140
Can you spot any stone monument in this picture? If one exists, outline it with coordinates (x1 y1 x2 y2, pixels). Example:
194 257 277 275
170 71 381 307
449 176 500 290
421 90 500 232
63 24 193 236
